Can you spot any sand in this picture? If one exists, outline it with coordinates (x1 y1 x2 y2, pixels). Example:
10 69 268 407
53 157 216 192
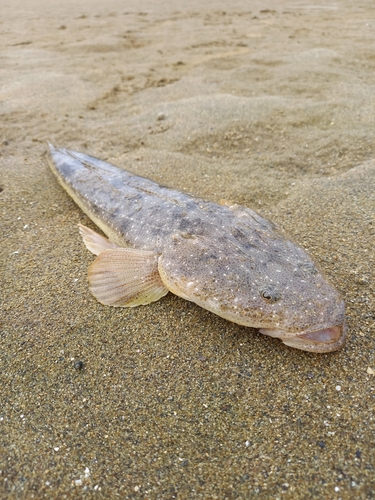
1 0 375 498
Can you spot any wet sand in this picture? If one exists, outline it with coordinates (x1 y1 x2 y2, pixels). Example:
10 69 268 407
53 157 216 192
1 0 375 498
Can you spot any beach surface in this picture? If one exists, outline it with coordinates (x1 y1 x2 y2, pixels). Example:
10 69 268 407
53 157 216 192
1 0 375 498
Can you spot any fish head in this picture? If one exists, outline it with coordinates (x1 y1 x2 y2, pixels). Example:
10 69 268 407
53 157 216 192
158 227 346 353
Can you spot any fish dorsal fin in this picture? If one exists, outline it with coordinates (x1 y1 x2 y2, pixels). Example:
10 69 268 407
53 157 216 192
78 224 118 255
88 248 169 307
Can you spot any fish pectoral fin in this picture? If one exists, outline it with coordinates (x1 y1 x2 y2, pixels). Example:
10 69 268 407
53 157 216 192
88 248 168 307
78 224 118 255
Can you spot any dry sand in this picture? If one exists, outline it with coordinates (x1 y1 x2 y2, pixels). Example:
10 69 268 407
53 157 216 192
1 0 375 498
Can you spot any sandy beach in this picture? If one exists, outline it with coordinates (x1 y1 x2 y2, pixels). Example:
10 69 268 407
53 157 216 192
1 0 375 497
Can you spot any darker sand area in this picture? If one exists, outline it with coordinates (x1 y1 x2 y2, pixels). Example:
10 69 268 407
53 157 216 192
1 0 375 498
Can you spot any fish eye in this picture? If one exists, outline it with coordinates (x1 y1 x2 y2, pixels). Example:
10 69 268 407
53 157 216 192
298 262 318 275
260 286 281 303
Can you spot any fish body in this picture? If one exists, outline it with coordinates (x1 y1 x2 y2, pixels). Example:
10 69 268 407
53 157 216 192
47 145 346 352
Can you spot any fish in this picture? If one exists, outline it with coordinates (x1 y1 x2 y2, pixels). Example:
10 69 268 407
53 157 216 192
47 144 347 353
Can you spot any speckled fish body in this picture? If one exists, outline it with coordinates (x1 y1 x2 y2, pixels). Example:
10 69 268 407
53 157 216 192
47 145 346 352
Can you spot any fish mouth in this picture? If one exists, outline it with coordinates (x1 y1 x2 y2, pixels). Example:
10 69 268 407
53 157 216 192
259 322 347 353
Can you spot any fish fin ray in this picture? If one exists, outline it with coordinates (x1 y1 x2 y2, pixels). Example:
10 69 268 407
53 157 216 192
88 248 168 307
78 224 118 255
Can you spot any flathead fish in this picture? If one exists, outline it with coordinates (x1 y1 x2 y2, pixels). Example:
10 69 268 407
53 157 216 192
47 145 346 352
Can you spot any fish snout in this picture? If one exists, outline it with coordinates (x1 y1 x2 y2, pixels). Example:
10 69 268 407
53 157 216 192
260 321 347 353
